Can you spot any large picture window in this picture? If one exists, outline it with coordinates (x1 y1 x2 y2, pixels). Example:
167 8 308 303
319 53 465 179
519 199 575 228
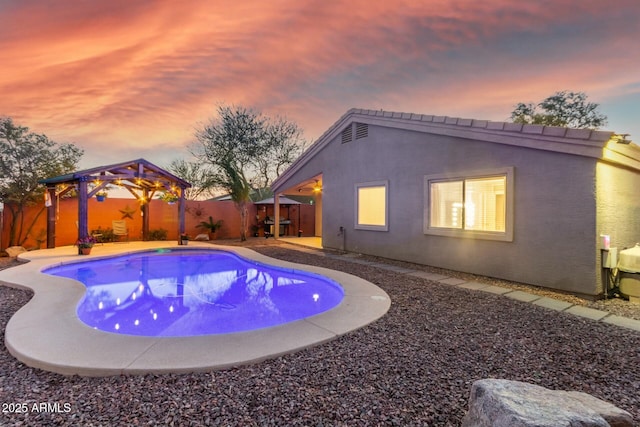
355 181 388 231
424 168 513 241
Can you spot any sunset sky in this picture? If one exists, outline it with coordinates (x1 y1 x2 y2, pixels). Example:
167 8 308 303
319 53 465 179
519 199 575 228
1 0 639 169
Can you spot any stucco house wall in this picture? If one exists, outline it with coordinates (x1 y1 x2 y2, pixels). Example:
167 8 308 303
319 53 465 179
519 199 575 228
596 161 640 255
273 109 639 297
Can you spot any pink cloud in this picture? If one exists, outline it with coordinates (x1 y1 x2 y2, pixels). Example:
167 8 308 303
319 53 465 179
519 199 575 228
0 0 638 166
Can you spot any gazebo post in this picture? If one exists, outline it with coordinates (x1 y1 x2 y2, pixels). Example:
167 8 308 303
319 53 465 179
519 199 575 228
46 186 57 248
178 189 186 238
77 176 89 248
141 189 150 240
273 195 280 239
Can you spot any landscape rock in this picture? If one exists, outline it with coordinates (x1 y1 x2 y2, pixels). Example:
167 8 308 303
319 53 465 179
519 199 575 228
1 244 639 425
461 379 634 427
4 246 26 258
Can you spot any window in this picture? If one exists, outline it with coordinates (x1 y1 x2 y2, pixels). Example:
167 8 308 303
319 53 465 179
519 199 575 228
424 168 513 241
355 181 388 231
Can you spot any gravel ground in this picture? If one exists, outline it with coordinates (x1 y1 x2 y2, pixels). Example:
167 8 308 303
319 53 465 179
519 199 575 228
1 244 639 426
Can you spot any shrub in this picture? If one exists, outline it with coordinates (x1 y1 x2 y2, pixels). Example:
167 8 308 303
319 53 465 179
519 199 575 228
147 228 168 241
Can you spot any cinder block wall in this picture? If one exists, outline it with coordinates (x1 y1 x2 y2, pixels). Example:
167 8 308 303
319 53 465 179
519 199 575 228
1 198 315 250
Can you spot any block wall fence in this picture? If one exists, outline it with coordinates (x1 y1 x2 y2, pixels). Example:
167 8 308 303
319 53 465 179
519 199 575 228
1 198 316 251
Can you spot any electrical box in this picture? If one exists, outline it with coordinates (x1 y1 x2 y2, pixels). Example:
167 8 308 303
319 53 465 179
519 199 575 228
602 247 618 269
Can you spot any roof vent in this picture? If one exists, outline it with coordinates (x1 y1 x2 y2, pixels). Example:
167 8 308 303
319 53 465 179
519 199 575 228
341 126 353 144
355 123 368 140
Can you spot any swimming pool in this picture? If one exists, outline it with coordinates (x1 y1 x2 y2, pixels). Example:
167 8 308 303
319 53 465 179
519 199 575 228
3 242 390 375
44 249 345 337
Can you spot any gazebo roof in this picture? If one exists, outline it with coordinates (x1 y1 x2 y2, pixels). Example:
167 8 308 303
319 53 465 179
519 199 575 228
40 158 191 195
254 196 302 205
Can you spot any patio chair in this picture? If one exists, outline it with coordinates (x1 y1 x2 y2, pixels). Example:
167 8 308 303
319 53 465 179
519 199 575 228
112 220 129 242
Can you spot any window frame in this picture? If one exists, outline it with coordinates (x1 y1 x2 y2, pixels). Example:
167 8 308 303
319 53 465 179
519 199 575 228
423 167 514 241
354 180 389 231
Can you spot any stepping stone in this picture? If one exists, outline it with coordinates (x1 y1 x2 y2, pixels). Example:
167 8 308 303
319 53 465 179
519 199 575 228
602 315 640 332
459 281 489 291
533 297 573 312
439 277 467 286
565 305 610 321
380 265 415 274
369 263 413 273
340 253 362 258
505 290 540 302
407 271 449 281
348 259 377 265
478 284 512 295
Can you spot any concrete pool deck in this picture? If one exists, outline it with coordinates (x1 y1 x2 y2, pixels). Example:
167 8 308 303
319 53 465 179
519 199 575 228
0 242 390 377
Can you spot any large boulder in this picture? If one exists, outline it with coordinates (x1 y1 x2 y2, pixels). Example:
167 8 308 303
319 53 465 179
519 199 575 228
461 379 633 427
5 246 27 258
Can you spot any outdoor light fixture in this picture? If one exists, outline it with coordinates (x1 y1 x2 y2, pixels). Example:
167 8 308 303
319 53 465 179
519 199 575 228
612 133 631 144
312 180 322 193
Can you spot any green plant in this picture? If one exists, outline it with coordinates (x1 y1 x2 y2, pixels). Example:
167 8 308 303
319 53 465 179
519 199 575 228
147 228 168 241
197 216 223 235
95 227 117 243
158 192 179 204
76 236 96 248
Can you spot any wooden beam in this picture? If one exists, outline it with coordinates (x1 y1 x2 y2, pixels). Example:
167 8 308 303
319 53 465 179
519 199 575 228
77 177 89 250
141 189 150 240
178 189 186 238
46 186 57 248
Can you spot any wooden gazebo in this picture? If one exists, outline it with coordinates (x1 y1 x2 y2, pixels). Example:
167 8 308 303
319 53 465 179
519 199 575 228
39 158 191 248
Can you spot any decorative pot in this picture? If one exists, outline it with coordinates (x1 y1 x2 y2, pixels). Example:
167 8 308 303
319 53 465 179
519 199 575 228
96 195 106 202
80 247 92 255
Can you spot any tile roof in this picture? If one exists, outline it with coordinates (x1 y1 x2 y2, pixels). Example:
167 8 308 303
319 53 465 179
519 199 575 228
273 108 638 191
333 108 615 142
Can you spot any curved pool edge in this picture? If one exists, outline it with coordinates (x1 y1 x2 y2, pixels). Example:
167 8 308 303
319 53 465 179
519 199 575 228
1 242 391 376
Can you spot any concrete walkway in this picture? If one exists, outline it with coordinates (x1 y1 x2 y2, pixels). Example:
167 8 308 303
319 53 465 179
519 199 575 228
277 240 640 333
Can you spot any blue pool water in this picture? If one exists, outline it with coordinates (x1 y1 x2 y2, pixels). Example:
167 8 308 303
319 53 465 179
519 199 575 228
43 249 344 337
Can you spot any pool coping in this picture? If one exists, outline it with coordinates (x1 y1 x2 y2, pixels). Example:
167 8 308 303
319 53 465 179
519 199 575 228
1 242 391 376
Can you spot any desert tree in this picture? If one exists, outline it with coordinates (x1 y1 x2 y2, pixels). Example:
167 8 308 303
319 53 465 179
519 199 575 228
166 158 216 201
0 117 83 247
191 104 306 240
510 91 608 129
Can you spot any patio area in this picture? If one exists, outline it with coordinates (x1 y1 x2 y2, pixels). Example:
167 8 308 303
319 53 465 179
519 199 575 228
1 240 639 425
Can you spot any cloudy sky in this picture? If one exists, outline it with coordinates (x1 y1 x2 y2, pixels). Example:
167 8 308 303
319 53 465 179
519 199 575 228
1 0 638 169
